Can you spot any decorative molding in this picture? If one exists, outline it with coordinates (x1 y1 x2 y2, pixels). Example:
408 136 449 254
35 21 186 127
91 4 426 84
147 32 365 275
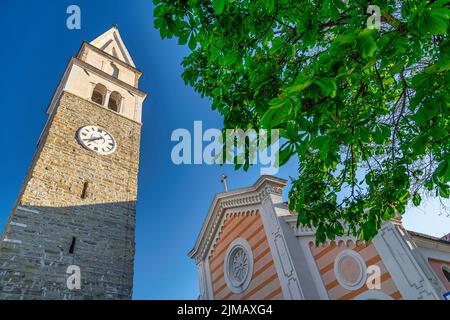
87 28 138 69
297 237 330 299
224 238 254 294
284 216 366 248
206 209 258 263
408 233 450 254
73 58 146 97
204 258 214 300
64 91 142 126
373 222 443 300
260 194 305 300
196 261 207 300
189 176 286 263
46 57 146 117
334 249 367 291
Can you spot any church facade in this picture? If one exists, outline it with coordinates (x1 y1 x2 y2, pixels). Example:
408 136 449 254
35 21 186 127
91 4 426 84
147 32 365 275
0 27 146 299
190 175 450 300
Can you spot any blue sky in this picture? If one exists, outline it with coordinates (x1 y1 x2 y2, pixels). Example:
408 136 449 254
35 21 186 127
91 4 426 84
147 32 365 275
0 1 448 300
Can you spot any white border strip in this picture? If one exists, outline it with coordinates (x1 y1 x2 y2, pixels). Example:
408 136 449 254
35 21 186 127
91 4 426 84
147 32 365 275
10 222 27 228
17 206 40 214
3 237 22 244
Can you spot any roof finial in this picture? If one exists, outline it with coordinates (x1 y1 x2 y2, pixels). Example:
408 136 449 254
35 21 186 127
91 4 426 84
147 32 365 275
112 23 119 30
221 174 228 193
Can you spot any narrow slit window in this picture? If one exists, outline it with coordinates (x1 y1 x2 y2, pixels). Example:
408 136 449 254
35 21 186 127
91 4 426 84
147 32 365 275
111 62 119 78
81 181 89 199
69 237 76 254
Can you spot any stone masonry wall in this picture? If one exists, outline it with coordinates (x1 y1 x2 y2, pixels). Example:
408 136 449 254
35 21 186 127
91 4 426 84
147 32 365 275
0 91 141 299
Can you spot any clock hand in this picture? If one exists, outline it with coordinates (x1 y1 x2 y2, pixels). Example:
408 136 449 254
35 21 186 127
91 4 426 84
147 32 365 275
86 137 102 142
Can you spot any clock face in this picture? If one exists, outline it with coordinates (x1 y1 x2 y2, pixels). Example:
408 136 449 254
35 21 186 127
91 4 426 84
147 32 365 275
77 125 116 155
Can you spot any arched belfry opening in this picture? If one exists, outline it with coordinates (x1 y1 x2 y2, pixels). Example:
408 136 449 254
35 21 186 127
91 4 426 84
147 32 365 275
108 91 122 112
91 83 107 105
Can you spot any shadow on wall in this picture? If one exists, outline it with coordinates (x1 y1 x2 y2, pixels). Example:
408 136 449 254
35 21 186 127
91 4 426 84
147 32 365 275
0 201 136 300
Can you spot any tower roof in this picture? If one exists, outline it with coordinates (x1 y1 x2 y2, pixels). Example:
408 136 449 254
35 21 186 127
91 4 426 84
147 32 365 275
90 26 136 68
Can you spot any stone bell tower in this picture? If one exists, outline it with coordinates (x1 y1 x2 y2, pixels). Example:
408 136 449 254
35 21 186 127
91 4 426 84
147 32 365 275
0 26 147 299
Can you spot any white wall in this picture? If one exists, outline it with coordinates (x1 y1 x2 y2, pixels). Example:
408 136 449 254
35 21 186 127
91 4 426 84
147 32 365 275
63 63 144 123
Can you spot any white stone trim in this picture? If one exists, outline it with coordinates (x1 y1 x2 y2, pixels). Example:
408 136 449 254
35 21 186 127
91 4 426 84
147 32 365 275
197 261 207 300
104 90 112 108
260 193 304 299
373 221 443 300
223 238 254 294
334 249 367 291
416 246 450 263
204 258 214 300
9 222 27 228
3 237 22 244
196 258 215 300
120 96 125 114
16 206 39 214
298 236 330 299
90 27 137 67
354 291 393 300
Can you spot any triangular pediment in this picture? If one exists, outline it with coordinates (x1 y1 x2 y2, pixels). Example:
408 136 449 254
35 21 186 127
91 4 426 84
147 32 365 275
90 27 136 67
188 175 287 261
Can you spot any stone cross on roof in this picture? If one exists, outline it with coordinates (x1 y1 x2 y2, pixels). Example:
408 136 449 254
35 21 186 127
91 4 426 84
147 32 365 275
221 174 228 193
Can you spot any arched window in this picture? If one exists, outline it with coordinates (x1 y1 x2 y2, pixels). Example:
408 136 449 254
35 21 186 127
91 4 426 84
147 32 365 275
443 265 450 283
111 63 119 78
91 83 107 105
108 91 122 112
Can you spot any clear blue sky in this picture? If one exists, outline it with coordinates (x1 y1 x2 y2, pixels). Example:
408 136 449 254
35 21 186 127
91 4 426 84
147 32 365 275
0 0 448 300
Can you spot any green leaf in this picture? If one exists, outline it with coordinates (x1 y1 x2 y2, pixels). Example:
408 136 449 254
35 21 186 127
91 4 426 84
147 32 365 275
188 33 197 50
260 104 290 128
416 7 450 35
265 0 276 13
311 136 332 161
357 126 370 143
314 78 337 97
374 126 384 144
412 193 422 206
358 30 378 58
287 78 314 93
411 135 427 156
430 127 448 141
315 225 326 245
440 185 450 198
319 139 331 161
269 37 284 55
434 159 450 183
382 206 395 220
152 0 450 244
279 144 294 166
212 0 226 15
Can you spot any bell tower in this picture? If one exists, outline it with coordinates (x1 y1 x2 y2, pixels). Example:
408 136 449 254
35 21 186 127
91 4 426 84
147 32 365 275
0 26 147 299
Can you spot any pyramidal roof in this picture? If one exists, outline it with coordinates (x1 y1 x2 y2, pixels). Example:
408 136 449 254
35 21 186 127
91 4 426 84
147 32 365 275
90 26 136 68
